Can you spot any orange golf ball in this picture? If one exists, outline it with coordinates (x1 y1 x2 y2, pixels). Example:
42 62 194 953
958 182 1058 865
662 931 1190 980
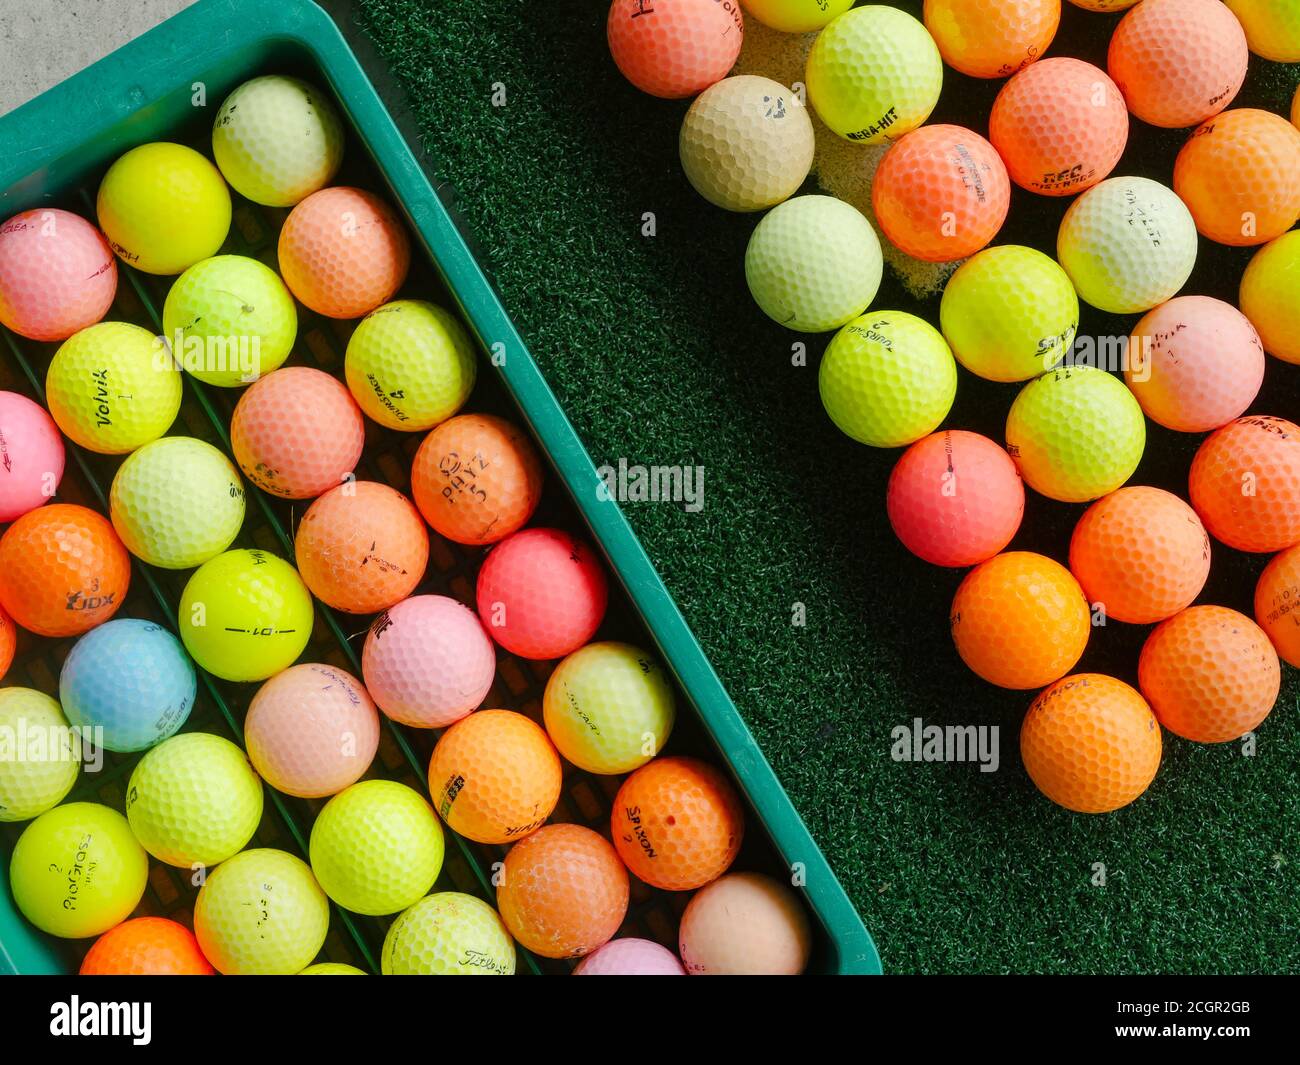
1256 544 1300 667
80 916 215 975
0 603 14 682
1021 673 1162 813
924 0 1059 80
1189 416 1300 553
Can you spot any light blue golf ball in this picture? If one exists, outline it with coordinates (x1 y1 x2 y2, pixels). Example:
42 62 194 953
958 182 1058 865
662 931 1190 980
60 619 197 752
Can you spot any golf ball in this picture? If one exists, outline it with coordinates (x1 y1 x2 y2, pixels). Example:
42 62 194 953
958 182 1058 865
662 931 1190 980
1125 296 1264 432
818 312 957 448
923 0 1059 80
611 756 744 891
1240 230 1300 365
477 527 609 660
0 605 13 682
60 619 196 752
1020 674 1161 813
744 195 883 333
178 548 315 682
678 872 812 975
741 0 852 33
0 504 130 638
0 687 79 822
109 436 246 569
299 963 366 975
46 321 182 454
1069 487 1211 625
278 186 410 319
345 299 477 431
362 594 496 728
497 824 629 960
1139 605 1281 743
606 0 743 99
1225 0 1300 62
96 142 231 275
1173 109 1300 246
989 58 1128 197
212 75 345 207
1069 0 1138 8
1006 367 1145 503
872 124 1010 262
573 937 686 976
1056 176 1198 314
382 892 516 976
0 208 116 341
428 709 562 845
886 431 1025 568
1256 544 1300 667
411 413 544 546
679 75 813 213
939 245 1078 382
951 551 1090 690
125 731 264 868
231 366 366 499
194 848 329 975
543 642 676 774
1188 416 1300 553
243 663 380 798
80 916 215 975
162 254 297 386
294 481 428 614
9 802 148 938
309 779 445 916
805 5 943 144
0 391 64 523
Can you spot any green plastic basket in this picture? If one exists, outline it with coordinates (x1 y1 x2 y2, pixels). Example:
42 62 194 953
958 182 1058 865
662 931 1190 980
0 0 881 975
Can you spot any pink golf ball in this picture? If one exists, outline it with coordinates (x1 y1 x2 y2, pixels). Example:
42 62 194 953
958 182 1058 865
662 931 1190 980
362 595 496 728
1125 296 1265 433
476 527 609 660
573 937 686 976
0 209 117 341
0 392 65 523
243 663 380 798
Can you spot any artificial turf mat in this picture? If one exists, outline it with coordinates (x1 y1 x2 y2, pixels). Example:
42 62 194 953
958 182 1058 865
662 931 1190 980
335 0 1300 974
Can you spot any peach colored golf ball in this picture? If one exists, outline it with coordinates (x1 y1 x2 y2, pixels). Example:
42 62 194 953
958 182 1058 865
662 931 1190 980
678 872 812 975
1255 544 1300 667
1189 416 1300 553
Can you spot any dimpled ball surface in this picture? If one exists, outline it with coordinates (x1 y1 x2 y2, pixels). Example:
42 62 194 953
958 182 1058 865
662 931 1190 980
573 937 686 975
0 688 79 822
950 551 1090 689
0 504 130 637
1057 177 1198 314
872 124 1010 262
0 208 116 341
741 0 853 32
428 709 562 845
939 246 1078 382
923 0 1059 80
212 75 344 207
1240 231 1300 365
60 619 196 753
607 0 743 99
678 872 812 975
611 756 744 891
0 606 14 683
278 187 410 318
679 75 813 212
1225 0 1300 62
309 780 444 916
1020 674 1161 813
1189 416 1300 553
0 391 65 523
345 299 477 431
299 963 366 974
744 195 883 333
244 663 380 798
1174 109 1300 246
497 824 629 959
989 58 1128 197
1256 545 1300 667
194 848 329 975
887 431 1025 568
126 732 263 867
1006 366 1145 503
81 917 215 976
1139 606 1281 743
46 321 182 454
1125 296 1264 432
805 6 943 143
543 642 676 774
295 481 428 614
382 891 516 975
362 595 496 728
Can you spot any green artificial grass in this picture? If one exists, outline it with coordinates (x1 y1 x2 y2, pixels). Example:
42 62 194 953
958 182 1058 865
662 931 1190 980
338 0 1300 973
